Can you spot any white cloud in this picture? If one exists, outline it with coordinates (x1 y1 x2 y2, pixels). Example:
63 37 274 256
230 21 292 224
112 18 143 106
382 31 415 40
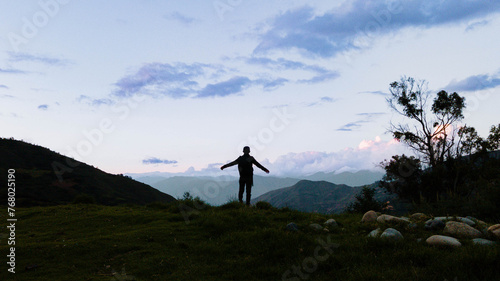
259 136 406 176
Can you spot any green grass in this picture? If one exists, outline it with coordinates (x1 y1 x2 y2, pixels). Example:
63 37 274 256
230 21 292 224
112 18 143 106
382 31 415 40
1 202 499 281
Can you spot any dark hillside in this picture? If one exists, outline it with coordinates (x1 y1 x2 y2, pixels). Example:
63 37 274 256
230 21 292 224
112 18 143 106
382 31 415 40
0 138 175 206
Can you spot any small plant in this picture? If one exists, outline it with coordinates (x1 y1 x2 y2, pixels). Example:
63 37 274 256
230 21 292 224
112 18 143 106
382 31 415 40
219 200 244 210
255 201 273 210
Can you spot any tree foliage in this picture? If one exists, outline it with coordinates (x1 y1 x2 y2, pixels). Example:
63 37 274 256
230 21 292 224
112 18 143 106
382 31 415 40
387 77 466 168
345 186 386 214
382 76 500 211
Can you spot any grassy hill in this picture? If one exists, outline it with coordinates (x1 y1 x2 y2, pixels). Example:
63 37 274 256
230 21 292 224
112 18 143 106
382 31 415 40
0 201 498 281
0 138 175 206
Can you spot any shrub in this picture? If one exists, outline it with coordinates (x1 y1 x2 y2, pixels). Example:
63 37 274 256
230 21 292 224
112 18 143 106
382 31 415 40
255 201 273 210
219 200 243 210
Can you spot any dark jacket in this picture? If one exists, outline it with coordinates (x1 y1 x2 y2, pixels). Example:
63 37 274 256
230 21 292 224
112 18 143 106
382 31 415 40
222 154 268 178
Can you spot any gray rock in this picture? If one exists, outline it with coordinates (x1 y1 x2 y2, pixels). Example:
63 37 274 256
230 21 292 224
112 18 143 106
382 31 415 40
408 223 418 229
425 219 445 230
487 224 500 239
410 213 429 221
380 228 404 241
367 228 382 238
425 216 475 226
286 222 298 232
443 221 482 238
309 223 324 231
324 219 338 228
377 214 409 224
472 238 497 246
426 235 462 247
361 210 378 223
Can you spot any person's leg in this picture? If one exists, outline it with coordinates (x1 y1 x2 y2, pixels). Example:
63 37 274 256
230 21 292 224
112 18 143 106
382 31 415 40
245 177 253 206
238 178 245 203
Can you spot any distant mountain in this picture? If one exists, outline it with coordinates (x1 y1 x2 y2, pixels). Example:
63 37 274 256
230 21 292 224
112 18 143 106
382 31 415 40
136 170 386 206
150 175 300 205
253 180 392 214
0 138 175 206
304 170 384 186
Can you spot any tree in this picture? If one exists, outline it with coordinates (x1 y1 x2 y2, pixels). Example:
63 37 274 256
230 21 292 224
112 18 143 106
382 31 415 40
379 155 425 202
345 186 386 214
387 77 465 168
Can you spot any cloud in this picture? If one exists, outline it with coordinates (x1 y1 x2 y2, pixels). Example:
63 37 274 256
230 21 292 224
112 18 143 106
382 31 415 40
142 157 178 165
254 1 500 58
259 77 289 91
197 76 252 98
77 95 115 106
262 137 405 176
337 112 386 131
0 68 27 74
465 20 489 32
164 12 198 25
8 52 71 66
38 104 49 110
245 56 339 84
113 61 295 100
337 121 366 132
298 71 339 84
306 96 336 107
445 73 500 92
359 90 388 96
113 62 209 98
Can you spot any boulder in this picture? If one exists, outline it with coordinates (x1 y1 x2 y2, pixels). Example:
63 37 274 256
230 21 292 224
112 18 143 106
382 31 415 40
426 235 462 247
324 219 338 228
426 216 475 226
472 238 497 246
377 214 409 224
443 221 482 238
286 222 298 232
380 228 404 241
361 210 378 223
309 223 324 231
410 213 429 221
487 224 500 239
425 219 445 231
367 228 382 238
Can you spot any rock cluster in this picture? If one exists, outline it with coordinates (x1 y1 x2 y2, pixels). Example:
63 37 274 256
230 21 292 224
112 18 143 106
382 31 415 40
361 210 498 247
286 212 498 249
287 218 340 233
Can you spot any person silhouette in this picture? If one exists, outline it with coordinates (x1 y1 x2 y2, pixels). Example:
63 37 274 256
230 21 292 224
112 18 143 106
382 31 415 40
220 146 269 206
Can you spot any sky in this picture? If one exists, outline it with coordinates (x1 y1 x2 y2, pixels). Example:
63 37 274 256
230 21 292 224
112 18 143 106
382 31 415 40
1 0 500 178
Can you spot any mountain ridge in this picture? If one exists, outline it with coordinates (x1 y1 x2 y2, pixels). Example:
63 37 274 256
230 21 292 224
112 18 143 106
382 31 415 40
0 138 175 206
253 180 393 214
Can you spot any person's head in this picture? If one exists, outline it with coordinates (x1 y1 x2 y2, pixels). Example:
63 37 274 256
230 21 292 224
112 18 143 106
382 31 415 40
243 146 250 154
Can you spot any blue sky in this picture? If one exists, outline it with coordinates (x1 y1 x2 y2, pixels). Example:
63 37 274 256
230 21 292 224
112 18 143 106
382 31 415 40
1 0 500 177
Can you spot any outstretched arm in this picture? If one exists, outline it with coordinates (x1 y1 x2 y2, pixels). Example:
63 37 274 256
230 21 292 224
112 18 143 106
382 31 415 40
252 159 269 174
220 159 238 170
